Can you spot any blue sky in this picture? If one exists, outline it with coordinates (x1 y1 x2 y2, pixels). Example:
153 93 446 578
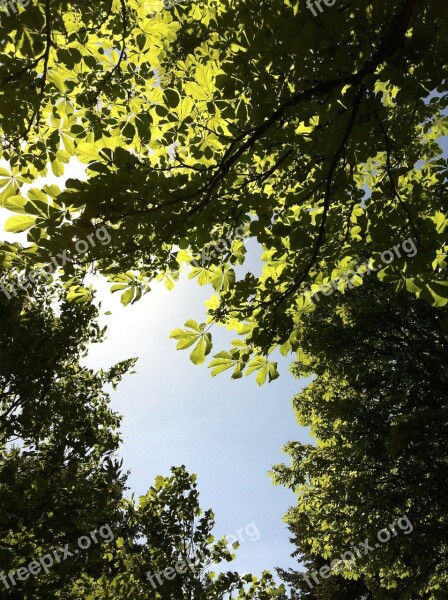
84 273 310 577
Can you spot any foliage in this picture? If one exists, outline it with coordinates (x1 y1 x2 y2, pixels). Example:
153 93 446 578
1 1 448 597
280 554 371 600
271 278 448 598
0 0 447 384
0 275 132 597
67 466 286 599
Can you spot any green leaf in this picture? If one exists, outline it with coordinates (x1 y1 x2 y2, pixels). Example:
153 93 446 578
110 284 128 292
66 286 91 303
170 330 199 350
77 143 100 164
51 159 65 177
255 365 269 386
56 149 71 164
184 319 201 332
191 337 207 365
208 351 235 376
422 281 448 307
5 215 36 233
4 195 28 214
121 288 135 306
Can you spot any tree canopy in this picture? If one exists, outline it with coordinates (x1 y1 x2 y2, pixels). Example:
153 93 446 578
0 277 130 596
1 0 447 598
272 278 448 597
1 0 447 384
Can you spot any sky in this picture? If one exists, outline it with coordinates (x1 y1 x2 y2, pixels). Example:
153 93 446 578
85 274 310 577
0 160 311 578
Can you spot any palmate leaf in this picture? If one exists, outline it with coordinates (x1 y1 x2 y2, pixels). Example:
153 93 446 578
208 351 234 376
169 329 200 350
184 66 216 102
208 351 244 379
245 357 279 386
156 270 178 290
209 267 235 292
109 272 151 306
66 285 92 304
170 320 213 364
